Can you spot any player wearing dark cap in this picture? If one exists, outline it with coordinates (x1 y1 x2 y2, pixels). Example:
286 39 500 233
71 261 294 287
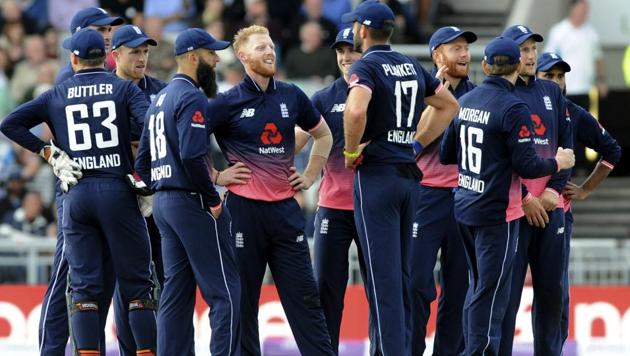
499 25 574 356
342 1 459 354
56 7 125 84
36 8 124 355
1 28 156 356
111 24 167 356
536 52 621 352
295 27 372 354
411 25 477 356
440 36 575 356
134 28 241 356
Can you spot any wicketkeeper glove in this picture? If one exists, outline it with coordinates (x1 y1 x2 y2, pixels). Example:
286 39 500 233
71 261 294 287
40 140 82 192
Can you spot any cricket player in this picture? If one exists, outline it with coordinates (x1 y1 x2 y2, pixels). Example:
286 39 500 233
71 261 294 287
111 24 167 356
294 28 371 354
440 36 575 356
207 24 335 355
411 26 477 356
499 25 573 356
37 7 124 355
1 28 156 355
535 52 621 349
342 1 459 354
134 28 241 356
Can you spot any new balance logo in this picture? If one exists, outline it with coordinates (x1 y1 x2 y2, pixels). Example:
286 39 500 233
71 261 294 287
240 108 255 118
412 222 419 239
156 93 166 107
331 103 346 113
236 232 244 248
557 227 565 235
320 218 329 235
296 234 304 243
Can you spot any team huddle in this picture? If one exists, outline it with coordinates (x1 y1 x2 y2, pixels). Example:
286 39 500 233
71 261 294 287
0 1 622 356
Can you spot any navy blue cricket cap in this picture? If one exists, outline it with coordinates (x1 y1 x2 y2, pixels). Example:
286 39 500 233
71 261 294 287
69 7 124 34
62 28 106 59
112 25 157 50
331 27 354 49
175 28 230 56
341 0 395 29
537 52 571 72
501 25 543 45
484 36 520 65
429 26 477 52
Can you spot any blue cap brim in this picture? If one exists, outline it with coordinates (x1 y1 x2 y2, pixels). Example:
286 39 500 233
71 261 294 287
117 37 158 49
90 16 125 27
205 40 230 51
341 12 357 23
515 33 543 45
331 39 353 49
62 37 72 50
538 60 571 73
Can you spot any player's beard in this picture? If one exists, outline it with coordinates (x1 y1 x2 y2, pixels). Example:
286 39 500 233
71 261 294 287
353 35 363 53
249 57 275 78
197 58 218 98
443 58 469 79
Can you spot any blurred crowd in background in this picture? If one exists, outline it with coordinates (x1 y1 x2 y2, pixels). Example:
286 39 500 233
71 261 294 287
0 0 440 282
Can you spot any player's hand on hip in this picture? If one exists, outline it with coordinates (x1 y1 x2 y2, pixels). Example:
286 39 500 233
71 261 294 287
555 147 575 170
563 181 589 201
57 169 80 193
125 172 153 196
216 162 252 186
522 196 549 228
288 166 314 191
539 189 559 211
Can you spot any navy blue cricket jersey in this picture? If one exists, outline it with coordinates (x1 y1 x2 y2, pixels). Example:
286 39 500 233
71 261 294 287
347 44 441 165
135 74 221 207
562 98 621 211
311 77 355 210
1 68 148 179
440 76 559 226
515 77 572 205
207 75 323 202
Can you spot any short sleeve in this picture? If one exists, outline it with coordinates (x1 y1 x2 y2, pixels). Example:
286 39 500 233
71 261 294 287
347 60 375 94
295 86 322 132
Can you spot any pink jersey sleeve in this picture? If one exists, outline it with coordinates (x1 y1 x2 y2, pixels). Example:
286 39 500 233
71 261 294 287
521 176 565 208
416 143 458 188
506 173 525 222
318 151 354 210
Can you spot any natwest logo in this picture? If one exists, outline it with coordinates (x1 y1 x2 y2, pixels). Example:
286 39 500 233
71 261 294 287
260 122 282 145
530 114 546 136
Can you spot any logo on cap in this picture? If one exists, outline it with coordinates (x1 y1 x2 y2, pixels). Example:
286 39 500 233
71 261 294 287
133 26 142 34
550 53 558 59
343 28 351 39
363 19 372 26
518 25 529 34
98 7 107 14
450 26 460 31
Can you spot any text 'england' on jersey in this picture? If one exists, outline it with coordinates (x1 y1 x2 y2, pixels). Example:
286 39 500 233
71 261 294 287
347 44 441 165
40 69 147 178
207 75 322 202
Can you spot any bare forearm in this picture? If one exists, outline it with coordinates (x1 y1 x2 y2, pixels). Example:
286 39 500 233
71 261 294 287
415 106 456 146
581 161 613 193
343 111 366 153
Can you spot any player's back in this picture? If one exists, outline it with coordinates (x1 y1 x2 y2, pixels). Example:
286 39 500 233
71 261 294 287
144 75 207 193
349 45 440 165
450 76 527 225
48 69 146 180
